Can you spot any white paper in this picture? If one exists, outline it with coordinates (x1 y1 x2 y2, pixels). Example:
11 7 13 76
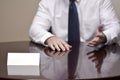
7 53 40 76
7 53 40 65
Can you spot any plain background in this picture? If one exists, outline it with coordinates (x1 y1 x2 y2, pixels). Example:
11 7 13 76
0 0 120 42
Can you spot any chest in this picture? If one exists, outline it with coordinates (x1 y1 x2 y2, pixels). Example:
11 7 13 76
51 0 100 22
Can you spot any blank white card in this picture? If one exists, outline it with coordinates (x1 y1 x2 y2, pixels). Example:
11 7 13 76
7 53 40 65
7 53 40 76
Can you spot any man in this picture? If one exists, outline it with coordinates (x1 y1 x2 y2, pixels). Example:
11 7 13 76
29 0 120 51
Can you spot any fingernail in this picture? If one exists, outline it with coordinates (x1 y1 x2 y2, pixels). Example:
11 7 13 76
67 48 70 51
63 49 65 51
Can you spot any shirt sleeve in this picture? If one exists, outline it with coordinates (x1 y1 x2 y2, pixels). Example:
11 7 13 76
100 0 120 44
29 0 54 46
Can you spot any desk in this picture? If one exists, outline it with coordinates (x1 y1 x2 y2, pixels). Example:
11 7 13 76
0 41 120 80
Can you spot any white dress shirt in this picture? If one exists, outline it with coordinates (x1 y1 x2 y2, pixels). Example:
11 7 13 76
29 0 120 45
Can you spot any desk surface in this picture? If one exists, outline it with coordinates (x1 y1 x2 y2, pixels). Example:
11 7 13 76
0 41 120 80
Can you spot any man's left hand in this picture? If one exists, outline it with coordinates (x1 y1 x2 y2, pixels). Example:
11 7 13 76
87 24 106 47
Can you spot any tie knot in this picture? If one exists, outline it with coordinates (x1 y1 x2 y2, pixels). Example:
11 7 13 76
70 0 76 2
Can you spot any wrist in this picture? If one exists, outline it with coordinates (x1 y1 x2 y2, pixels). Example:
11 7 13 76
101 33 107 44
45 36 55 45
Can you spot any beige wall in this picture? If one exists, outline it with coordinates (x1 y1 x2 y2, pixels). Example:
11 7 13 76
0 0 40 42
112 0 120 19
0 0 120 42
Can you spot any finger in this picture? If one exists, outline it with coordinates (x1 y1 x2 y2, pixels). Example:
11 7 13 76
62 41 72 48
62 41 72 51
97 24 104 33
53 43 61 51
95 24 104 39
58 42 66 51
96 29 104 39
87 41 97 47
88 41 97 46
49 44 55 51
87 37 100 46
63 44 70 51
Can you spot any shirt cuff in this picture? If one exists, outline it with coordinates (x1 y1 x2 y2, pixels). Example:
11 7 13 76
40 33 54 46
103 30 111 45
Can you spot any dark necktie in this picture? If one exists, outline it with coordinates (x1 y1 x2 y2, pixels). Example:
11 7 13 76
68 0 80 43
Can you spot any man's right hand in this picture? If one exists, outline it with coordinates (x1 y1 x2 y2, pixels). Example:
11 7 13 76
45 36 72 51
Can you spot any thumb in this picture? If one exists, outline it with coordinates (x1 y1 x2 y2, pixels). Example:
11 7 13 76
97 24 104 33
96 24 105 38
